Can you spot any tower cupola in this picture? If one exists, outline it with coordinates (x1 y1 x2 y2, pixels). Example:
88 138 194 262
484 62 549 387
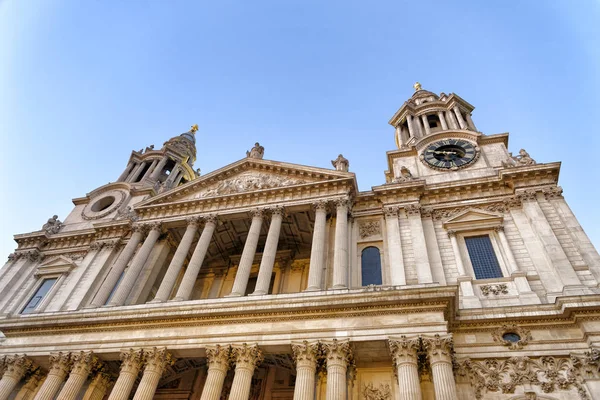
388 83 478 149
115 125 200 191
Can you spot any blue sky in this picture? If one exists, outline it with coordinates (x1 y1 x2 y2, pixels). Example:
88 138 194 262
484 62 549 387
1 1 599 260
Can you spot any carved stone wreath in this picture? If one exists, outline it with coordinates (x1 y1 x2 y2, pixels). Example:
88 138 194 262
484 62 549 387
492 324 532 350
481 283 508 296
81 189 127 220
358 221 381 239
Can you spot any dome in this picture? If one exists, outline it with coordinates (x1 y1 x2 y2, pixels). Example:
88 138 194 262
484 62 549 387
180 131 196 144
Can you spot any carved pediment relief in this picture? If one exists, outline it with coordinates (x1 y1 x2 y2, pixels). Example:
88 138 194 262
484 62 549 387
140 158 355 206
442 208 503 231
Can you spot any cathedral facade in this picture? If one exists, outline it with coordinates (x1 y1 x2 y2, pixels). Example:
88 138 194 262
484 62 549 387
1 85 599 400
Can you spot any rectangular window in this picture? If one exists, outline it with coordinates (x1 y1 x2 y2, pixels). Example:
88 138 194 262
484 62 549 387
21 278 58 314
464 235 503 279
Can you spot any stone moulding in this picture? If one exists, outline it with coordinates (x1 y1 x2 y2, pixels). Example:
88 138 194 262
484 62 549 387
481 283 509 296
491 324 532 350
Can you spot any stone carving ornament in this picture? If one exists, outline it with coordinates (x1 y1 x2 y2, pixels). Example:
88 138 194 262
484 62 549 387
491 324 532 350
358 221 381 239
198 172 306 198
246 142 265 159
457 355 591 399
42 215 63 235
503 148 537 168
362 382 391 400
392 165 414 183
481 283 509 296
116 206 139 222
331 154 349 172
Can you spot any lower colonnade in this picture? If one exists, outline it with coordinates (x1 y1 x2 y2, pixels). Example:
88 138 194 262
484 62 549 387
0 335 458 400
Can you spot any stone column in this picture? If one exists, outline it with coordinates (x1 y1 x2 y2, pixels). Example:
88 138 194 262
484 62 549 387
407 115 416 138
384 207 406 286
33 353 72 400
131 348 173 400
56 352 98 400
423 335 457 400
421 210 446 285
127 162 147 183
124 163 139 182
420 114 431 135
465 113 476 131
306 201 328 291
107 349 144 400
0 355 34 400
229 210 264 296
405 205 433 284
90 226 145 307
109 222 162 306
291 341 319 400
14 369 43 400
331 199 350 289
453 106 466 129
152 217 201 302
173 215 218 301
389 337 421 400
229 344 263 400
252 207 284 295
141 159 159 181
200 345 231 400
446 110 458 130
117 161 134 182
82 372 113 400
165 166 180 187
149 156 169 180
322 339 352 400
437 111 448 130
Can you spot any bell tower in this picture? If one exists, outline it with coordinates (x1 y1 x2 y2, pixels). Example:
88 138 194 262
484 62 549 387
389 82 478 149
116 125 200 191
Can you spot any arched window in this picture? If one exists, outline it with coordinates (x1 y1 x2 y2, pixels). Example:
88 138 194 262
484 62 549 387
361 247 382 286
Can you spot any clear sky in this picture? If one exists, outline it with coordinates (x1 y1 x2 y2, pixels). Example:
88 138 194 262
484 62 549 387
1 1 599 261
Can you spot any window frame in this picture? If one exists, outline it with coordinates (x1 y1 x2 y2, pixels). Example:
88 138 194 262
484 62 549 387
360 246 383 287
459 231 510 281
357 243 384 287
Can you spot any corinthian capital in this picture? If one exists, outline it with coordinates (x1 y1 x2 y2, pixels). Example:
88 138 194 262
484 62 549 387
3 355 35 380
231 343 263 369
186 215 203 227
321 339 353 367
383 206 399 218
119 349 145 373
143 347 174 373
404 204 421 216
48 352 72 377
389 336 420 366
269 205 286 217
70 351 98 376
250 209 265 219
312 200 329 212
206 345 232 372
334 197 352 210
204 214 219 225
291 341 319 368
422 334 454 364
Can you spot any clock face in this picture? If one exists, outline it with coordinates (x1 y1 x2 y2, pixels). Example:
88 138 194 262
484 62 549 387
421 139 479 170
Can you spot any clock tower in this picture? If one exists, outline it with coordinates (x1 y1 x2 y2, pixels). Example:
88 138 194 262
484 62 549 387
386 83 513 184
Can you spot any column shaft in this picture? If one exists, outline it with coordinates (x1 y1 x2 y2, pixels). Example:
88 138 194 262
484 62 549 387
229 345 263 400
82 373 112 400
291 342 318 400
423 335 457 400
446 110 458 129
438 111 448 130
150 156 169 180
90 229 144 307
465 113 476 130
447 232 466 276
407 115 415 138
200 345 230 400
389 337 421 400
453 106 466 129
385 208 406 286
421 114 431 135
0 356 34 400
253 208 284 295
131 348 172 400
14 370 42 400
173 217 217 301
406 207 433 283
331 200 350 289
322 340 351 400
33 353 71 400
117 162 134 182
128 162 147 183
109 223 162 306
306 202 327 291
229 211 264 296
56 352 96 400
152 219 200 302
141 159 158 181
107 349 144 400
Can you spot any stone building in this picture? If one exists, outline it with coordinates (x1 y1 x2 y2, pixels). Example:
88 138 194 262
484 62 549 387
1 84 599 400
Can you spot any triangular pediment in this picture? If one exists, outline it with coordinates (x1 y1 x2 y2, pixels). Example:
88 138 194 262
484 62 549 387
442 208 503 230
36 255 78 276
139 158 355 206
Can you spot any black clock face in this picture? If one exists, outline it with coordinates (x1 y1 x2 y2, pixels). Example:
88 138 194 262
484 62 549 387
422 139 478 169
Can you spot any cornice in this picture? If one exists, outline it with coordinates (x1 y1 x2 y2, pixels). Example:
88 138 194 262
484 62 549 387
0 286 458 337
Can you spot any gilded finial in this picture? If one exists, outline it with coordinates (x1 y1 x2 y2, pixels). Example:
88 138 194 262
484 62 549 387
413 82 422 91
190 124 198 134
